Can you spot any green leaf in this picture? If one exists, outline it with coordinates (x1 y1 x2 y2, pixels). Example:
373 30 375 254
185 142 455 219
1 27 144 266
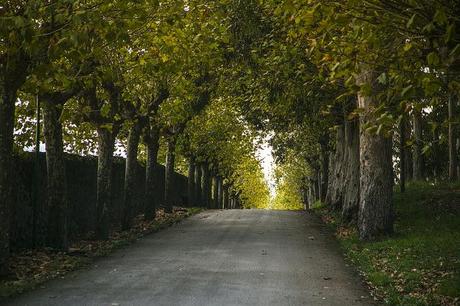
406 14 416 28
427 52 439 66
401 85 413 97
377 73 387 85
433 9 447 25
403 42 413 52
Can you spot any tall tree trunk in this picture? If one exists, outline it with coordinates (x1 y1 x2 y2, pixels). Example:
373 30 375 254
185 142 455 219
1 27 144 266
448 92 458 181
307 184 315 209
187 157 196 207
96 127 117 240
0 55 29 274
315 168 321 201
201 164 211 208
310 173 320 204
223 185 229 209
144 125 160 221
164 137 176 213
432 127 440 180
194 164 202 206
342 113 360 223
319 138 329 203
0 81 15 275
122 122 141 230
457 137 460 179
217 176 224 209
237 197 242 209
405 117 414 181
357 70 394 240
399 115 407 193
212 175 218 209
43 101 68 250
325 125 345 208
413 110 424 180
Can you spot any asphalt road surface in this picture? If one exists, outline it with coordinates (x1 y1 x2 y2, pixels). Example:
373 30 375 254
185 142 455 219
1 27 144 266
5 210 375 306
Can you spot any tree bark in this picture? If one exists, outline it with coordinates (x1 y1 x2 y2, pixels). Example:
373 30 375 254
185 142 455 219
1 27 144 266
413 110 424 180
194 164 202 206
325 125 345 209
399 115 407 193
212 175 218 209
187 157 196 207
448 92 458 181
217 176 224 209
342 113 360 223
432 127 440 180
200 164 209 208
43 101 68 250
144 125 160 221
405 118 414 181
0 52 29 274
122 122 141 230
319 137 329 203
309 172 320 205
307 184 315 209
164 137 177 213
457 137 460 179
357 70 394 240
315 168 321 202
95 127 118 240
223 185 229 209
0 79 15 275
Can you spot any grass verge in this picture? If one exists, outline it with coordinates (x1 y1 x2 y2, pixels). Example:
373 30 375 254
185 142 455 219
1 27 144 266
313 182 460 306
0 207 203 299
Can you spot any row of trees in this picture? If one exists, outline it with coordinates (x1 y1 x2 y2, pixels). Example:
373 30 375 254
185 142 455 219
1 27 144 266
1 0 269 276
4 0 457 277
220 0 459 239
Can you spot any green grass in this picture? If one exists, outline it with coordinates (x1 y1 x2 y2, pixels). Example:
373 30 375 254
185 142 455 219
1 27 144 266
314 182 460 305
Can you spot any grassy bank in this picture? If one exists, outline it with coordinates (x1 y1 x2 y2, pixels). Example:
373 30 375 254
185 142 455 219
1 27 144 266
314 183 460 305
0 207 203 299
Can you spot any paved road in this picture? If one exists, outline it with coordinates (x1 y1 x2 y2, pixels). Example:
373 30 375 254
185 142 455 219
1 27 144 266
5 210 374 306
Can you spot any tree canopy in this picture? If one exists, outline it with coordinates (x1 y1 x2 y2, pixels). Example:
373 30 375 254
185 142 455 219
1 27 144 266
2 0 460 275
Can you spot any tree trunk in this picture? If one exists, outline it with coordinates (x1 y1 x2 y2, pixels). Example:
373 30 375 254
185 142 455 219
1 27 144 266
0 80 15 275
201 164 211 208
342 113 360 223
164 137 177 213
43 101 68 250
448 93 458 181
187 157 196 207
212 175 218 209
122 122 141 230
315 168 321 201
144 125 160 221
413 110 424 180
319 138 329 203
217 176 224 209
432 127 440 180
307 184 315 209
324 153 335 205
399 115 406 193
223 185 229 209
405 117 413 181
457 137 460 179
95 127 117 240
194 164 202 206
309 173 320 204
357 70 394 240
325 125 345 209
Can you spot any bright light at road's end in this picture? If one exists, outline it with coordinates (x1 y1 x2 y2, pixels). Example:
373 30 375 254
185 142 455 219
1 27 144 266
256 134 276 199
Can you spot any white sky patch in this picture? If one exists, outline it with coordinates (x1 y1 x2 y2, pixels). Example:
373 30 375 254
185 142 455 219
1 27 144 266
256 134 276 198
